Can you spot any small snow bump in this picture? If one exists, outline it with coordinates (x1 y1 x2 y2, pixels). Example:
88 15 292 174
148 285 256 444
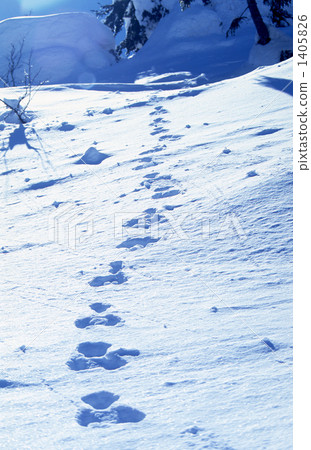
182 426 203 435
102 108 113 115
58 122 75 131
75 147 110 165
247 170 258 178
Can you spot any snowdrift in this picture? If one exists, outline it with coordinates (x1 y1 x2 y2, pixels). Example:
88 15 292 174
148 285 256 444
0 12 115 85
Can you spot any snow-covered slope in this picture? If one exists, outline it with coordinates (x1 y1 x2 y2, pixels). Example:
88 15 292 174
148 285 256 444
0 57 292 448
0 13 115 85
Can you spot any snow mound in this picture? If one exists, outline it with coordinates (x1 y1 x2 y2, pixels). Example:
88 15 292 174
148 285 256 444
249 26 293 67
75 147 111 165
0 13 115 86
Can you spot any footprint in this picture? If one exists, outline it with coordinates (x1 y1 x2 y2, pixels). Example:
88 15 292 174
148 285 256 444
140 179 155 189
152 189 180 199
182 426 204 435
109 261 124 274
132 156 158 171
255 128 282 136
77 342 111 357
123 217 149 229
111 405 145 423
58 122 75 131
76 408 107 426
143 172 159 179
74 314 122 329
135 157 152 163
150 128 169 136
66 355 94 371
89 303 111 313
110 348 140 357
123 210 167 230
140 145 166 155
144 208 156 214
116 236 159 250
81 390 119 409
140 173 172 189
163 204 182 211
85 109 95 116
154 186 173 192
158 134 183 142
89 272 127 287
149 106 168 116
77 405 145 427
67 347 139 371
133 161 159 171
154 174 172 181
149 117 170 126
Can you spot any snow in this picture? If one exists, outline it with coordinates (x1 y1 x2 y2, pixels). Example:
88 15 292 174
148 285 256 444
0 0 101 21
0 2 292 449
248 26 293 67
0 2 293 86
94 1 293 84
0 58 292 448
167 7 222 39
0 13 115 85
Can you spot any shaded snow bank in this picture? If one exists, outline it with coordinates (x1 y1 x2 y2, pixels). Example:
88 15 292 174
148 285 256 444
0 3 292 86
96 1 292 84
0 13 115 86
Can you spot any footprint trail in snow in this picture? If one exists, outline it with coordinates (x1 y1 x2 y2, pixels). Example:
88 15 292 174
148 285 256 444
68 261 145 424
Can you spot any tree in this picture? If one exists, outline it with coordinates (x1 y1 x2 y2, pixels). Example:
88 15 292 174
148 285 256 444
94 0 292 56
0 39 43 124
264 0 292 27
245 0 292 45
247 0 270 45
94 0 169 56
226 0 292 43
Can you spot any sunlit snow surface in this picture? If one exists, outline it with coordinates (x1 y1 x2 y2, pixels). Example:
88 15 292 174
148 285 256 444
0 57 292 448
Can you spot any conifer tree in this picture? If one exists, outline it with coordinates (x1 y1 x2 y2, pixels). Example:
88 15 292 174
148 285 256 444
94 0 292 55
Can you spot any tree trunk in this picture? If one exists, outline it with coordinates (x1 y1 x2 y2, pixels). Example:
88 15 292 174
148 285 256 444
247 0 270 45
